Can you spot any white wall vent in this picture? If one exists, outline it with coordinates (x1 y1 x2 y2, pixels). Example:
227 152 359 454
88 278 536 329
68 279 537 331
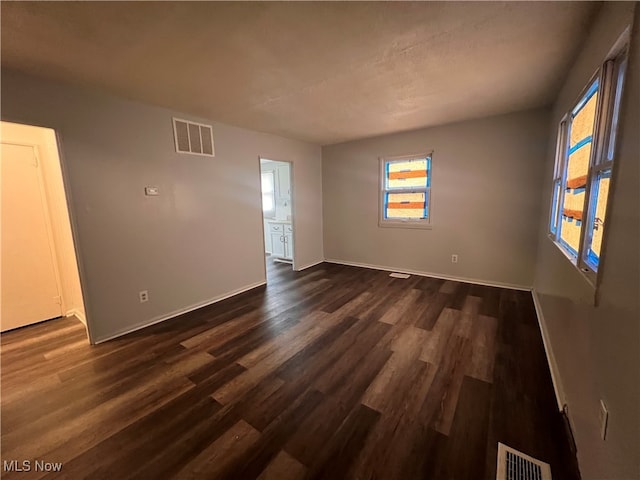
496 443 552 480
172 118 215 157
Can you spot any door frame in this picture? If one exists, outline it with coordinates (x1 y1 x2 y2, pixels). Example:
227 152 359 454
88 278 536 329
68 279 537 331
1 120 94 343
258 156 296 279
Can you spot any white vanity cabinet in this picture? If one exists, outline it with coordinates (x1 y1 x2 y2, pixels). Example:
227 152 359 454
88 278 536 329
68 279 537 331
268 221 293 262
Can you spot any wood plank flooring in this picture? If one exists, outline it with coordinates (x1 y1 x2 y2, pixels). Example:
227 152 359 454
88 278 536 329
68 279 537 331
1 261 580 479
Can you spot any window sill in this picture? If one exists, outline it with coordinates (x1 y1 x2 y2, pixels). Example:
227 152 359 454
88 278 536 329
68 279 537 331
546 234 597 292
379 221 433 230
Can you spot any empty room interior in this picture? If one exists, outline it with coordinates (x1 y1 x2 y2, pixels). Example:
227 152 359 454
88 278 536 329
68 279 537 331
1 2 638 479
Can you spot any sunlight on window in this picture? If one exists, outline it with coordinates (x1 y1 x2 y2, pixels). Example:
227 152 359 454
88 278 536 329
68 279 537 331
385 192 427 219
549 39 627 280
380 155 431 226
261 171 275 214
262 195 274 212
588 170 610 263
261 173 274 193
386 159 429 190
560 82 598 254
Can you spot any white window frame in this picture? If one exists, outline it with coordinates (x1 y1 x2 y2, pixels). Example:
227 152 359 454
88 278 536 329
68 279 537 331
549 118 568 239
379 153 432 229
548 41 628 287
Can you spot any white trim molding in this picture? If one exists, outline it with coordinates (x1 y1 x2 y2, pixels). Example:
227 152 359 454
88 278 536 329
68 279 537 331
531 289 566 411
94 281 266 344
65 308 86 325
294 259 325 272
324 259 532 291
65 309 90 342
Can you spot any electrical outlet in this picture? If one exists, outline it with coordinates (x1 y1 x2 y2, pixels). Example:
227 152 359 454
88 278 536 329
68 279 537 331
599 400 608 440
451 254 458 263
139 290 149 303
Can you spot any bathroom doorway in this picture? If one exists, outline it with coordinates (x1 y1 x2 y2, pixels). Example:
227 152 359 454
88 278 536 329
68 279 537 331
259 158 294 279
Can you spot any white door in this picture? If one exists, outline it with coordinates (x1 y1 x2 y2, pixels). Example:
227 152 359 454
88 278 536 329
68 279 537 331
1 143 62 331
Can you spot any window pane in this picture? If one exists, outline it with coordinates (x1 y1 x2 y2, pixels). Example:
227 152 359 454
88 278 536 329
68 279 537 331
261 171 275 214
261 172 274 193
558 82 598 257
567 141 591 189
262 194 274 212
560 190 585 255
585 169 611 269
566 83 597 190
385 192 427 219
570 81 598 147
386 158 429 189
561 148 588 255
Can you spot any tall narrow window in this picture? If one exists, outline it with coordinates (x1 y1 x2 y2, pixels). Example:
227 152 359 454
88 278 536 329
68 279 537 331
549 43 628 284
380 153 431 228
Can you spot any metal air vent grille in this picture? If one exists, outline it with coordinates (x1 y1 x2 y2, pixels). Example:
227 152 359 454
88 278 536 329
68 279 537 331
173 118 214 156
496 443 552 480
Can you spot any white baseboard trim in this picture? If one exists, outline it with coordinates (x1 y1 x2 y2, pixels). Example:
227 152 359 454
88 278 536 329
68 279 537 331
94 280 266 344
65 308 86 325
324 259 532 291
531 289 565 411
294 259 325 272
273 258 293 265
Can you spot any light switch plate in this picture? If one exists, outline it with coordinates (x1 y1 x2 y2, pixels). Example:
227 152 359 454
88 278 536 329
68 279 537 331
145 186 159 196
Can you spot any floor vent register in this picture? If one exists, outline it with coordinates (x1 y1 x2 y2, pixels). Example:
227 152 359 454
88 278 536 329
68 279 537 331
496 443 552 480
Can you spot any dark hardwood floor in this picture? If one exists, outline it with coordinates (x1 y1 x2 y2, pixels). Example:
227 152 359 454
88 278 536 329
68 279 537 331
1 261 579 479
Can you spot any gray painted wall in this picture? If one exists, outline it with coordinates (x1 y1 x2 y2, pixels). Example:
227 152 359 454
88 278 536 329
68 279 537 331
322 109 550 288
2 5 637 477
1 69 323 343
533 3 638 479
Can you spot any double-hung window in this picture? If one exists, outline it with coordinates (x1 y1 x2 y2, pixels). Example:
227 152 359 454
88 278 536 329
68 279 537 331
380 153 432 228
549 43 628 284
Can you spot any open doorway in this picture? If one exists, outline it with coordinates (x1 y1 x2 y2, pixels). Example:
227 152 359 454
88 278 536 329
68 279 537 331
259 158 294 280
1 121 89 341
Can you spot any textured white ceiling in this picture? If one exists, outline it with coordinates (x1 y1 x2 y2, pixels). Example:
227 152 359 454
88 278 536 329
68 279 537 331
1 2 598 145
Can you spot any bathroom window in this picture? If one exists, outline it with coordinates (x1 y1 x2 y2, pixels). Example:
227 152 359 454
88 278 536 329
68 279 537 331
261 171 275 218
